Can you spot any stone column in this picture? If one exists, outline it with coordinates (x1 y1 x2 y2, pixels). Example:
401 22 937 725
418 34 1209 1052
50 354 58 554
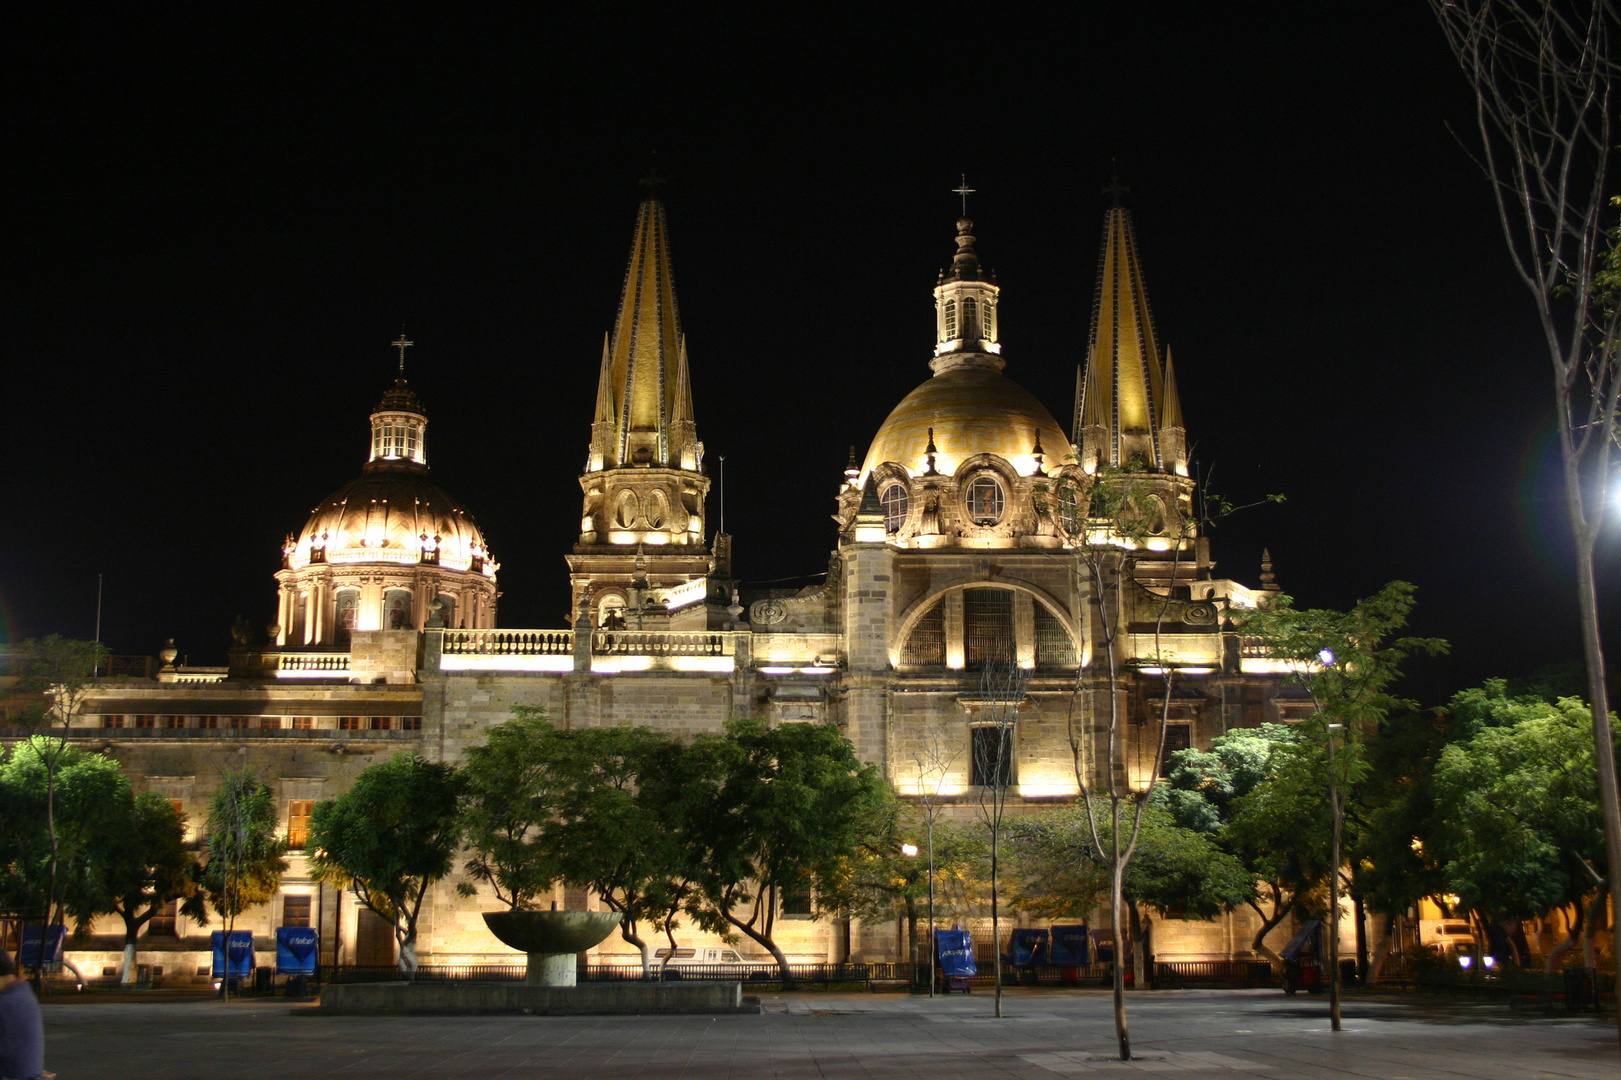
841 540 895 771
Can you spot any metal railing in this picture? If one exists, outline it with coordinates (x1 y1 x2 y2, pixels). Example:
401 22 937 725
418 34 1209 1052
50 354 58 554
1153 960 1274 988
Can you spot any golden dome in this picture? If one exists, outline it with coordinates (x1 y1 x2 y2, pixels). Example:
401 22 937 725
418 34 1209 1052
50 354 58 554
861 365 1075 480
287 470 491 574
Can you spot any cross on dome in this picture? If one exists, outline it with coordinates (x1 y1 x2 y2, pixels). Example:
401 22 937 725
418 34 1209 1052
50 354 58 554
392 331 414 374
953 174 975 216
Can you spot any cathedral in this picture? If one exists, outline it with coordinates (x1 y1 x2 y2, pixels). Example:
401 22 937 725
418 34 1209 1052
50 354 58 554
26 190 1311 979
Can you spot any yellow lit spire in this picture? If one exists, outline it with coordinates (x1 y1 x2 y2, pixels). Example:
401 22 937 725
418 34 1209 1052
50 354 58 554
589 194 700 471
1076 204 1181 472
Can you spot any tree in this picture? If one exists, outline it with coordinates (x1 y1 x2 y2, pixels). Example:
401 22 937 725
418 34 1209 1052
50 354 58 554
77 793 203 985
904 711 965 996
1430 683 1615 969
685 718 889 986
1013 802 1254 976
309 754 463 972
199 768 286 997
1161 723 1325 962
9 636 107 988
459 711 698 977
0 739 128 977
1431 0 1621 1040
971 655 1025 1017
1239 581 1447 1030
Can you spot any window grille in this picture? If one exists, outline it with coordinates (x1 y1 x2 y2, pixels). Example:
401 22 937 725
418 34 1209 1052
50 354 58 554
338 716 364 730
971 724 1014 787
1160 724 1192 778
398 715 422 730
900 603 945 667
102 714 125 728
1034 605 1077 667
134 715 156 728
260 717 282 729
880 483 908 533
290 716 313 730
982 300 994 339
965 588 1014 668
966 476 1004 524
281 894 312 928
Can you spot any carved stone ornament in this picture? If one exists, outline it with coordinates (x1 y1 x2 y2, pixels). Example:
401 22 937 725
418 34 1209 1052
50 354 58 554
749 599 787 625
1183 602 1219 625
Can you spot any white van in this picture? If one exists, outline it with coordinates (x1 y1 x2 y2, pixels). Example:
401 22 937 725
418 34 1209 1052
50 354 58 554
654 946 746 967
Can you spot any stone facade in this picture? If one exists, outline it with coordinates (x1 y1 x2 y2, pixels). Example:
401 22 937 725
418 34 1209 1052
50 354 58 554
5 196 1323 983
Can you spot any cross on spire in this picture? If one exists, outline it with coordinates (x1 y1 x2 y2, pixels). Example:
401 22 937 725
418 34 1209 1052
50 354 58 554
952 173 975 216
392 330 414 374
1103 161 1130 206
639 165 667 197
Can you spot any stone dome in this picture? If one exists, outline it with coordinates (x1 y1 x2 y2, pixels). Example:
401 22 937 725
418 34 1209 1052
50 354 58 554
861 365 1075 481
286 467 491 574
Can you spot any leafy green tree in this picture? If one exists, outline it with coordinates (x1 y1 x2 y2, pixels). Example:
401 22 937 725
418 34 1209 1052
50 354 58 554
1431 683 1614 967
459 711 698 975
77 793 203 984
199 768 286 996
1239 581 1446 1028
310 754 462 972
9 636 107 986
684 718 889 985
0 739 130 950
1161 723 1324 960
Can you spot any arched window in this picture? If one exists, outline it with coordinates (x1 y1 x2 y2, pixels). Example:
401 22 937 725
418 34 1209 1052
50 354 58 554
943 299 957 339
644 489 668 529
334 590 359 646
614 490 640 529
880 483 908 533
1034 604 1077 667
962 296 979 340
981 300 994 340
1057 485 1081 533
966 475 1005 525
900 601 945 667
434 593 457 629
384 589 413 630
964 587 1014 668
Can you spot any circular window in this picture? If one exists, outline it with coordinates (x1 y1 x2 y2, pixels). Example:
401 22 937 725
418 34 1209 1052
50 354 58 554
966 475 1005 525
880 483 909 533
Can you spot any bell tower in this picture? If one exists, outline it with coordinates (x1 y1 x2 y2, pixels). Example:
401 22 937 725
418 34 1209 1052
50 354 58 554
567 191 721 627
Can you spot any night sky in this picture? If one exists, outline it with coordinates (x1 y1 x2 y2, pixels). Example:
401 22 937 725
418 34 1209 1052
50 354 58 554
7 6 1618 705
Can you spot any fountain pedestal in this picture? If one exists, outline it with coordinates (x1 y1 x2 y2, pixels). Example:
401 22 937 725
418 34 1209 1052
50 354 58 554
481 910 623 987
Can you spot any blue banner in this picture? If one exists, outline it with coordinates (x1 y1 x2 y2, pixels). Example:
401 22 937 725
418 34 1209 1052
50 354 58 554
211 930 255 978
1008 928 1048 966
1049 924 1089 965
19 925 64 971
934 929 976 978
276 927 320 975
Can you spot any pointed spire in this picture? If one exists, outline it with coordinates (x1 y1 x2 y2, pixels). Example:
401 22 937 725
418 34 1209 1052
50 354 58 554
1159 346 1184 430
596 194 695 470
1077 205 1171 469
593 333 614 425
1260 548 1281 593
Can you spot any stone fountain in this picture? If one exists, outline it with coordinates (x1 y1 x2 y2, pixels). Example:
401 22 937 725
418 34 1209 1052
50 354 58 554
481 909 623 987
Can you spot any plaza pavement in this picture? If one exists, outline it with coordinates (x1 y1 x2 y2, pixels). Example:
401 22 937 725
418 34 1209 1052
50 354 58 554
35 987 1620 1078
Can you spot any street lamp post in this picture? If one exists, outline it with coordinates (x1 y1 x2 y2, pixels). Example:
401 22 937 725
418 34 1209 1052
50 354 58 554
902 843 921 990
1315 647 1343 1034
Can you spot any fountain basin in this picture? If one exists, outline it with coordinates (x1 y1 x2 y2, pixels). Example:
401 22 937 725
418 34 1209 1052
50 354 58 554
482 910 623 986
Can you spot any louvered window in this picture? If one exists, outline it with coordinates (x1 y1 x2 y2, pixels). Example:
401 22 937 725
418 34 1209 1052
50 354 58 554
965 588 1014 669
1034 605 1077 667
